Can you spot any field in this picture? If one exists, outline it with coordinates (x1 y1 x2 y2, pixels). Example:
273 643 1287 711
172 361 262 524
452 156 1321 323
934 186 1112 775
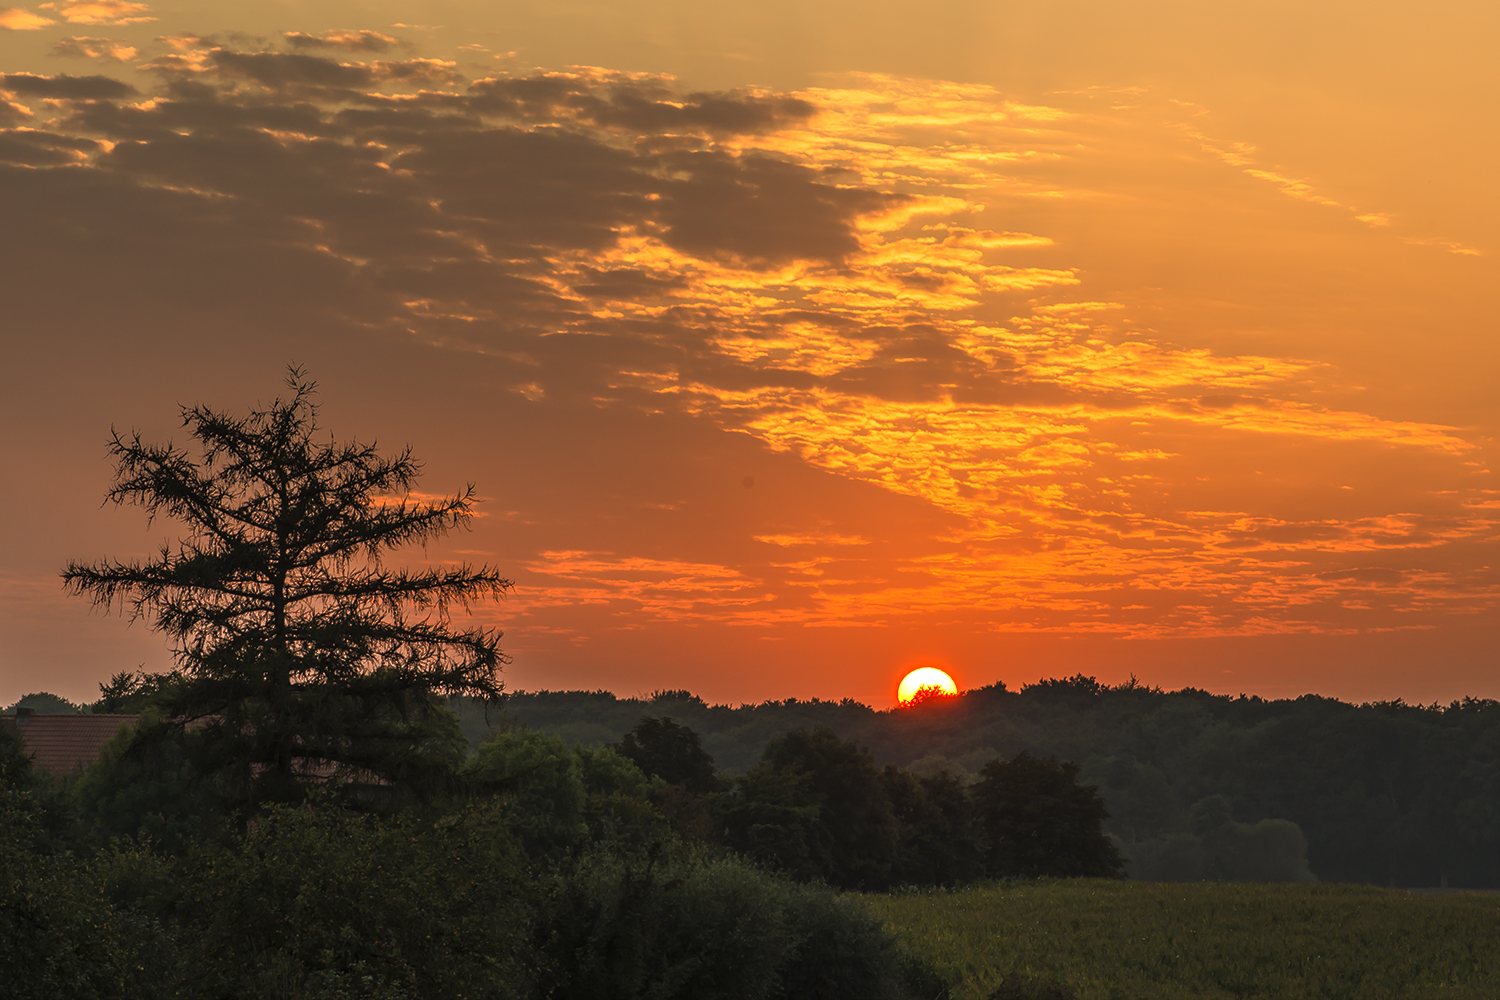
866 881 1500 1000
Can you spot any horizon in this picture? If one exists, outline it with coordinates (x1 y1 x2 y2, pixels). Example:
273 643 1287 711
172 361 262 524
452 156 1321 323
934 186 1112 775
2 0 1496 710
11 673 1499 719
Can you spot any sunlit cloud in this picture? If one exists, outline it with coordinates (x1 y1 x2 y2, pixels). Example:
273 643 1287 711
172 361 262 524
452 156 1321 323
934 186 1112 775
37 0 152 25
51 35 137 60
755 533 871 547
0 6 52 29
284 29 401 53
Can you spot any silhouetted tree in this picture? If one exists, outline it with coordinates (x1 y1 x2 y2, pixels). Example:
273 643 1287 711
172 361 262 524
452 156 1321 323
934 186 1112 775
724 726 898 889
89 670 175 714
4 693 82 715
614 716 720 794
883 766 983 886
971 751 1124 878
62 369 509 812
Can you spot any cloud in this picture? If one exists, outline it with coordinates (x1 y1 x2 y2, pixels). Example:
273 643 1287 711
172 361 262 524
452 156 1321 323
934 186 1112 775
755 532 871 547
37 0 152 25
0 48 1492 640
1 71 136 98
51 35 138 60
0 127 98 164
0 6 52 29
284 29 400 53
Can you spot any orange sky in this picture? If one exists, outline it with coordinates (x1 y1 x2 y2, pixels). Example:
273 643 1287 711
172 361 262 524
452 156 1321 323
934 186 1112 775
1 0 1496 707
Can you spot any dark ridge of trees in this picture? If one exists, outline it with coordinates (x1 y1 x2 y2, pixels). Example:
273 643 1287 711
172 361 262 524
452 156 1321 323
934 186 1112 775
461 677 1500 887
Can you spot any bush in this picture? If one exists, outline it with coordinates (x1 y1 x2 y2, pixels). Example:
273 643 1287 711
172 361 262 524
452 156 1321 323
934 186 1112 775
465 730 591 859
0 802 177 1000
72 710 230 854
170 799 534 1000
533 847 933 1000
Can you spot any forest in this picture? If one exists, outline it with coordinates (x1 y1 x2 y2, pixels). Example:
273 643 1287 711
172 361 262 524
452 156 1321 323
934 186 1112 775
474 677 1500 889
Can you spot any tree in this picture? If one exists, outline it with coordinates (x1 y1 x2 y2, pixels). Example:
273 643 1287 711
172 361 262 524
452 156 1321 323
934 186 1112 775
882 766 982 886
724 727 898 890
971 751 1125 878
62 369 510 811
614 716 721 795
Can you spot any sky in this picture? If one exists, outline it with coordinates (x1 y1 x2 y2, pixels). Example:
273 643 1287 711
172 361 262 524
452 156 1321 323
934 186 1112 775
1 0 1496 708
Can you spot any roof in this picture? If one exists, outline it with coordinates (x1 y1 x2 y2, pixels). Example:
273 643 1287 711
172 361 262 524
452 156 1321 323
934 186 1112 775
1 713 139 774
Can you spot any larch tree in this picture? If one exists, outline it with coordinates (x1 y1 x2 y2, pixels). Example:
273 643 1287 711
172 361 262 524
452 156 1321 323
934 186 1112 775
63 369 511 809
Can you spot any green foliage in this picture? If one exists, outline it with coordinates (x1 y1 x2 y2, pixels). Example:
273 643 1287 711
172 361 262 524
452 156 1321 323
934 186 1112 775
883 766 983 887
72 710 230 854
170 799 533 1000
466 730 590 858
464 730 669 859
0 813 177 1000
772 885 916 1000
483 684 1500 886
88 670 176 715
575 743 671 849
970 752 1124 879
62 369 509 813
869 880 1500 1000
5 692 83 714
533 847 925 1000
1 718 35 792
725 727 899 890
615 715 723 794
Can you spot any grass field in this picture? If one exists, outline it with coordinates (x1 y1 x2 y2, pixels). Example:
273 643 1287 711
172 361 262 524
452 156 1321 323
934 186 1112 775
866 881 1500 1000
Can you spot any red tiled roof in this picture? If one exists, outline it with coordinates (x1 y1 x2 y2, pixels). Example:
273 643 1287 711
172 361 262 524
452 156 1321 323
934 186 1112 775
2 713 139 774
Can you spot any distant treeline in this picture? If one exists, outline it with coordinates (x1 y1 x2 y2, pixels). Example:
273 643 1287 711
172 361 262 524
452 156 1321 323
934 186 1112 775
456 676 1500 888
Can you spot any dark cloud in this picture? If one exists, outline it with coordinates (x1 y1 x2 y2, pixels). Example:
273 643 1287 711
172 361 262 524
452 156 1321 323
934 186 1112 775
212 50 376 89
466 76 816 135
0 128 99 165
0 71 135 98
655 151 901 265
595 90 815 133
572 266 690 300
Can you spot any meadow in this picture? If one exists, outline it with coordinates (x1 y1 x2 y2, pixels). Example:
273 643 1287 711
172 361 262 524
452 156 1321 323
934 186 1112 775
867 881 1500 1000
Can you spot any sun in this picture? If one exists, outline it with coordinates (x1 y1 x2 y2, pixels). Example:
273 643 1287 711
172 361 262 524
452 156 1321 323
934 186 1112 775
898 666 959 706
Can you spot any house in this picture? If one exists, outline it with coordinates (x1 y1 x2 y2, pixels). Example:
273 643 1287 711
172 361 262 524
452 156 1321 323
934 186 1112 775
1 707 139 775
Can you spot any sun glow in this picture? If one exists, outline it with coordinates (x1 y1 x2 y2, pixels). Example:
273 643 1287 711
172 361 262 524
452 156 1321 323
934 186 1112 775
898 666 959 706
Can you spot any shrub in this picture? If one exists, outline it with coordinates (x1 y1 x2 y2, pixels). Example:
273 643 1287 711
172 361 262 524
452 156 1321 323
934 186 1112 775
465 730 591 859
170 799 534 1000
533 847 933 1000
72 710 230 854
0 801 177 1000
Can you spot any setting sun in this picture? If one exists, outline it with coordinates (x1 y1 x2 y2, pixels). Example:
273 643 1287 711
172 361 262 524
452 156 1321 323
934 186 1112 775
898 667 959 706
